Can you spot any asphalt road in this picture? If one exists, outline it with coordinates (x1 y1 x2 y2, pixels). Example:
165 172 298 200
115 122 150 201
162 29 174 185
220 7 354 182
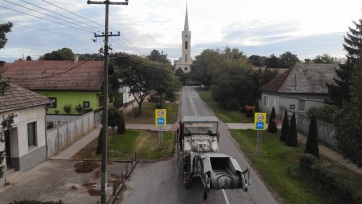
120 86 278 204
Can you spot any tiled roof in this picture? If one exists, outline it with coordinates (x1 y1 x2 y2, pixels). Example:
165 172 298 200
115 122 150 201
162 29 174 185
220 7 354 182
0 82 50 113
2 60 104 91
260 63 338 94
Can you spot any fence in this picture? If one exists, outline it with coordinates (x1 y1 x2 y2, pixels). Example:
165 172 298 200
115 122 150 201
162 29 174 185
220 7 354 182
46 111 96 157
292 113 337 149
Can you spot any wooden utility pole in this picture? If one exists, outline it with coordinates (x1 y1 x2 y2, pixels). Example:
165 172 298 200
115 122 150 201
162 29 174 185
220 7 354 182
87 1 128 203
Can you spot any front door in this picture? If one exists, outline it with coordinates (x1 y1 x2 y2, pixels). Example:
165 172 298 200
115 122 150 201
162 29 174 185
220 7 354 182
4 130 11 168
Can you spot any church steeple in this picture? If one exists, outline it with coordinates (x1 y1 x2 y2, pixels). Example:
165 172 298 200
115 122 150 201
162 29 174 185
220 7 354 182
184 6 189 32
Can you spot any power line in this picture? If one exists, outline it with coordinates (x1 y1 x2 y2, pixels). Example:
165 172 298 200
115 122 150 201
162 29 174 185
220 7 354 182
20 0 103 32
0 5 93 33
42 0 105 28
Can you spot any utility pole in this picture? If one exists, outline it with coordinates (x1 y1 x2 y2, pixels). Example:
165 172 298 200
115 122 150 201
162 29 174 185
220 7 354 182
87 1 128 204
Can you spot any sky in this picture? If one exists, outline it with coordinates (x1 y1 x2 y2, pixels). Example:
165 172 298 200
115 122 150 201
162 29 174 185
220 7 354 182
0 0 361 63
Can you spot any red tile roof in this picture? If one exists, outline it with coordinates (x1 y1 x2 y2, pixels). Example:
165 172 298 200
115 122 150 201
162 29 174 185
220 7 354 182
2 60 104 91
0 82 50 112
260 66 294 94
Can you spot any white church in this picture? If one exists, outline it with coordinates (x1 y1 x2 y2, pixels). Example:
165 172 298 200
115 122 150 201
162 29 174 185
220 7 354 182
174 6 193 73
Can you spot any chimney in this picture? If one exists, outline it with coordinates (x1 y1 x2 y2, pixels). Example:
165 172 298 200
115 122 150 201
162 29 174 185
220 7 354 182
0 61 5 67
74 54 79 63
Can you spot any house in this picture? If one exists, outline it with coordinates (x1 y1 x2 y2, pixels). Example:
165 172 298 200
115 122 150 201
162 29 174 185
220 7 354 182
259 63 338 118
0 82 50 187
1 59 105 115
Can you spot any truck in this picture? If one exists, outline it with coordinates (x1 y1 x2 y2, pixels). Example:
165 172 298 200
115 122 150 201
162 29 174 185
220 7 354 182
179 116 250 192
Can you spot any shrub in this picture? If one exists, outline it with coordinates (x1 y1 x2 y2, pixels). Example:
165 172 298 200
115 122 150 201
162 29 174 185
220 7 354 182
75 103 83 114
305 116 320 159
63 104 72 114
299 158 362 204
47 121 54 129
280 110 289 141
117 110 126 134
54 110 59 114
285 113 298 146
227 100 239 110
245 105 255 117
267 107 277 133
299 153 318 172
83 108 93 113
306 104 338 124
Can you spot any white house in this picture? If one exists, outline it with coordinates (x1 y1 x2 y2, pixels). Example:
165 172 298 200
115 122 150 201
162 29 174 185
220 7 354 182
0 82 49 187
259 63 338 118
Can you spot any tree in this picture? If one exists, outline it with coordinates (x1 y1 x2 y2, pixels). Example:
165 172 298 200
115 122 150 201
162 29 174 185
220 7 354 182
26 56 32 61
108 107 121 136
40 48 74 61
278 51 300 68
0 76 10 96
267 107 277 133
147 50 171 65
0 113 14 179
285 113 298 146
280 110 289 141
312 53 338 64
117 110 126 134
304 116 320 159
248 55 267 67
191 49 222 88
335 68 362 165
114 52 179 115
327 18 362 106
0 22 13 49
264 54 279 68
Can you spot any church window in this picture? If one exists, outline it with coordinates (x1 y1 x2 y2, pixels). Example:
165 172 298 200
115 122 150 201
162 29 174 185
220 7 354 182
185 41 188 49
185 54 187 62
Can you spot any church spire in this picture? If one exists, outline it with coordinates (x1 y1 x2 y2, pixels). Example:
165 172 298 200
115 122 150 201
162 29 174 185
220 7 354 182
184 6 189 32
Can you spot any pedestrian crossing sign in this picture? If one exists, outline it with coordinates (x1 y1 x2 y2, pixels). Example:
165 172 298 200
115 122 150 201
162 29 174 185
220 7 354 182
254 112 266 130
155 109 167 126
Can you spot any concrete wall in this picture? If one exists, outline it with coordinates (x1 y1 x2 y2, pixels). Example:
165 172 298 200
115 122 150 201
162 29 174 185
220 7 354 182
46 111 95 157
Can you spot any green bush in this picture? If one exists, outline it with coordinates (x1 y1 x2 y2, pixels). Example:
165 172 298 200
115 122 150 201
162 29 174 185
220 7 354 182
306 104 338 124
299 153 318 172
63 104 72 114
280 110 289 141
285 113 298 146
302 161 362 203
75 103 83 114
117 110 126 134
305 116 319 159
267 107 277 133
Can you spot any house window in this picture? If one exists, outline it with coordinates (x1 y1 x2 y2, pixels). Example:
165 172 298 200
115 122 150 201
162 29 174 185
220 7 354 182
27 122 37 147
99 96 103 107
49 97 57 108
185 54 187 63
185 41 188 49
267 97 270 107
299 99 305 111
83 101 90 108
263 96 266 106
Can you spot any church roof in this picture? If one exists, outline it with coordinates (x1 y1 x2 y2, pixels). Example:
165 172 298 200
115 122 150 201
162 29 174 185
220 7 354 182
184 6 189 32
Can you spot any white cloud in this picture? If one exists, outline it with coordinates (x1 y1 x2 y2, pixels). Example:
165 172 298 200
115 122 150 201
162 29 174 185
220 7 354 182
0 0 361 63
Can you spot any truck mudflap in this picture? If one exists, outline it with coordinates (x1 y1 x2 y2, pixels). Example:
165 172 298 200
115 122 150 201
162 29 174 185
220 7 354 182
191 153 250 191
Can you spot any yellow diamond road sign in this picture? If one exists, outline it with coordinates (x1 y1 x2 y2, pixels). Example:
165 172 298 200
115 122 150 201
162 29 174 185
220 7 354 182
254 112 266 130
155 109 166 126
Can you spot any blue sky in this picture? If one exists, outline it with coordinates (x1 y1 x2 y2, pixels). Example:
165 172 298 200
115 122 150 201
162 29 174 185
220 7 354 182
0 0 361 63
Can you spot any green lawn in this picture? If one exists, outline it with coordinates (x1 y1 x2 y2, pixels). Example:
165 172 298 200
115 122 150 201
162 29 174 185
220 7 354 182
195 88 362 203
71 129 175 161
124 100 179 124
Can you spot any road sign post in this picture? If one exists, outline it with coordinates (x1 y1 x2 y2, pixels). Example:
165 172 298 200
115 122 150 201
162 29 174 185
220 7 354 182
155 109 166 149
254 112 266 156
